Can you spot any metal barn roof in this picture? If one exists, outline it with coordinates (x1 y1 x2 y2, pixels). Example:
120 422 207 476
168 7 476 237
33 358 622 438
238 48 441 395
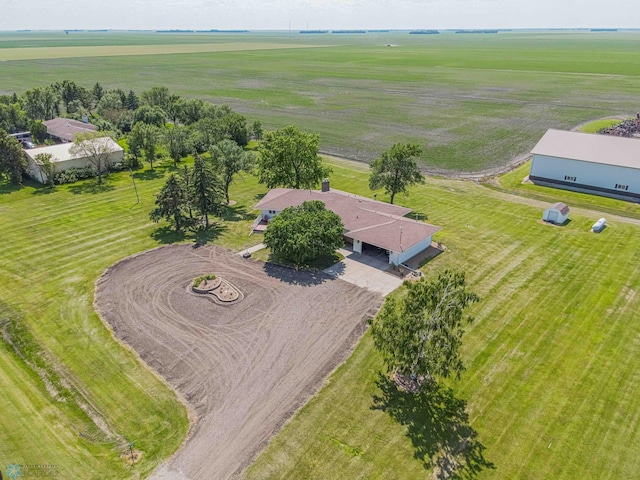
531 129 640 170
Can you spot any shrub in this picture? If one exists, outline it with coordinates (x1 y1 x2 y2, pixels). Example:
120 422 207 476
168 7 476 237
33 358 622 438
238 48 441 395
53 166 97 185
193 273 217 287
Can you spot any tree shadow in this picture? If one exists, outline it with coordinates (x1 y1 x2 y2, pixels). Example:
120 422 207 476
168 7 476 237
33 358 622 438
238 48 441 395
68 182 116 195
406 210 429 221
150 225 187 244
31 185 57 195
193 223 227 246
222 205 255 222
262 261 330 286
372 374 495 479
133 169 165 181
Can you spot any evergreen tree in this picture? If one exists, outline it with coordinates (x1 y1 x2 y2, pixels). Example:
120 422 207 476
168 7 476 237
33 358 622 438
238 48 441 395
190 155 225 229
150 173 189 232
0 130 27 184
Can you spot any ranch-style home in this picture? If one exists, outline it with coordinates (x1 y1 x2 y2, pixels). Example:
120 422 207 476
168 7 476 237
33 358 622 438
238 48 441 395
43 117 97 143
529 129 640 200
24 138 124 184
254 179 441 266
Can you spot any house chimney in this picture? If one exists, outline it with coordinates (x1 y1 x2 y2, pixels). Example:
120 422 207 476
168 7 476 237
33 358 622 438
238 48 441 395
82 114 89 124
321 178 330 192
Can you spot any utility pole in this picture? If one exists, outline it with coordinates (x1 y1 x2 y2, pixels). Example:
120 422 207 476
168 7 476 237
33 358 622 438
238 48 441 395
130 168 139 204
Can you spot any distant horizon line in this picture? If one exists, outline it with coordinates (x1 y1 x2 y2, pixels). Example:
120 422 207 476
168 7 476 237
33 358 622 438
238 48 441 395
2 27 639 33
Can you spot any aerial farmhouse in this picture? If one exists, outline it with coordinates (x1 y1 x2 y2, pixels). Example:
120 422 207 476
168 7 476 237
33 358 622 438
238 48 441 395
254 179 441 266
43 117 97 143
25 138 124 184
529 129 640 200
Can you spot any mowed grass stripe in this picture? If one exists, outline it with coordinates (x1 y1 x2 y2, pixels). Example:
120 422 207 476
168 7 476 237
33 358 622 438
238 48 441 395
0 42 331 62
246 160 640 479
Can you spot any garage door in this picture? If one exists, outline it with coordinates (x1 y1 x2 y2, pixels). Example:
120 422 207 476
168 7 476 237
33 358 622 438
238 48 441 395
548 211 558 223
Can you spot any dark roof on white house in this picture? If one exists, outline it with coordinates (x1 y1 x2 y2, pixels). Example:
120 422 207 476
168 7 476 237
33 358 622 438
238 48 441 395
255 188 441 253
531 129 640 170
43 118 97 142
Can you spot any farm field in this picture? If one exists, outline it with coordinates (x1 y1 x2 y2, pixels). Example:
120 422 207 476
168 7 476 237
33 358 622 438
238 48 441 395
2 29 640 480
3 31 640 170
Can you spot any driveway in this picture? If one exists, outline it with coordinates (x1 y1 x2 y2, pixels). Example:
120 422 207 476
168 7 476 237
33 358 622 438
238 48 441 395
323 248 403 296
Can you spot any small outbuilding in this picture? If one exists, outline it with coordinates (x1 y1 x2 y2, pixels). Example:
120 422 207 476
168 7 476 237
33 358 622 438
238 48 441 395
542 202 570 224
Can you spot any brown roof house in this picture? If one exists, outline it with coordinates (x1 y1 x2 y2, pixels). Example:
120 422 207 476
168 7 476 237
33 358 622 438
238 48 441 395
43 117 97 143
254 179 441 266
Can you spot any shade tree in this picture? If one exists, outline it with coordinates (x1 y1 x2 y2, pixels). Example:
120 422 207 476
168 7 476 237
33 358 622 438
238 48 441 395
256 125 330 190
369 143 425 204
263 200 344 266
370 270 478 391
209 139 255 204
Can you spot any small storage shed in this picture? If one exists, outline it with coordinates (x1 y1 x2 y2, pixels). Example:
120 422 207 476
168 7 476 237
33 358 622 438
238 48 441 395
543 202 570 224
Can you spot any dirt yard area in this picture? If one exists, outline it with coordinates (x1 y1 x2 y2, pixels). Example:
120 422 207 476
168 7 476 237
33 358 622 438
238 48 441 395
95 244 382 480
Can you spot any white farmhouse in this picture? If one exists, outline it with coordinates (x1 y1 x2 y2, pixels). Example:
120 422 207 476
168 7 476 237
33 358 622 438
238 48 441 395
254 180 441 266
529 129 640 200
25 138 124 184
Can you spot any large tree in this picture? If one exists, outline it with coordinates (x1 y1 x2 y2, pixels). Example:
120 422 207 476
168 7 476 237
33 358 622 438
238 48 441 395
69 132 118 185
263 200 344 266
164 125 192 168
0 130 27 184
209 139 254 204
369 143 424 204
129 122 160 169
190 155 225 229
370 270 479 391
256 125 330 189
150 173 190 232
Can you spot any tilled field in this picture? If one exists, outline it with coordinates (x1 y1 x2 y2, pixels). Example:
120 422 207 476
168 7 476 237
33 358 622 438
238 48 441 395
95 244 382 480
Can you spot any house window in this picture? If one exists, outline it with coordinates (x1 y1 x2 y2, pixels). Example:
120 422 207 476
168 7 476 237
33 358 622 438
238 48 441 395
564 175 577 182
615 184 629 191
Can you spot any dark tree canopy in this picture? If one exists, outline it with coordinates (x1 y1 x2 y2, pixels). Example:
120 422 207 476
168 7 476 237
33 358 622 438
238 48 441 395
369 143 425 204
370 270 479 390
0 130 27 184
190 155 226 229
263 200 344 266
256 125 330 190
164 125 192 167
150 173 189 232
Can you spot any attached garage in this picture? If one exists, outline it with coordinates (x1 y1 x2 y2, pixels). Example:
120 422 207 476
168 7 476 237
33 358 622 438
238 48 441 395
254 183 441 266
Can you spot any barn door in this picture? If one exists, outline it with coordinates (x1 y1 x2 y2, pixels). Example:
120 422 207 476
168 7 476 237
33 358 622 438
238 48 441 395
548 211 558 223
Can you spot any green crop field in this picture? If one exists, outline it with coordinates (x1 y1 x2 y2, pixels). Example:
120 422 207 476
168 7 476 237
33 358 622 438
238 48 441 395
3 30 640 170
3 30 640 479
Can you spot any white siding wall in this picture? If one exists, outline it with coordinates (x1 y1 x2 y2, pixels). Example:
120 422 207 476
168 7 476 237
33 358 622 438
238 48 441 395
353 238 363 254
388 235 433 265
531 154 640 196
27 149 124 184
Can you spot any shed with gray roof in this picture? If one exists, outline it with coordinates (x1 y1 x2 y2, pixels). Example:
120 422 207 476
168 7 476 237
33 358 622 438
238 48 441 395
529 129 640 200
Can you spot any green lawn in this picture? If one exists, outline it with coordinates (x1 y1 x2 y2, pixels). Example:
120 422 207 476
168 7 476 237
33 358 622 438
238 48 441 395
245 160 640 479
0 160 264 478
579 118 624 133
3 31 640 171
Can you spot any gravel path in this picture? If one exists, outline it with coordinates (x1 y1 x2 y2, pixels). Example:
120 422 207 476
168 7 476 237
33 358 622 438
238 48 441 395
95 244 382 480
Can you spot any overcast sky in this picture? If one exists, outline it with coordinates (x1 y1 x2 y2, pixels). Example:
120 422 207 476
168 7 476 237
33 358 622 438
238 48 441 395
2 0 640 31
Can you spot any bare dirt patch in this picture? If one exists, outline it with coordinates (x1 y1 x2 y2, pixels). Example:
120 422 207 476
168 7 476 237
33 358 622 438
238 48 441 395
95 244 382 480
